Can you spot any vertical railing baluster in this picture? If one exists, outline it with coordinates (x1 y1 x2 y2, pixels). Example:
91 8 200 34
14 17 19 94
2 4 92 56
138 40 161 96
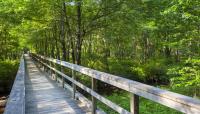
61 64 65 88
49 59 52 78
46 57 49 74
43 56 46 72
38 55 42 70
36 55 39 66
46 57 48 74
130 93 139 114
72 69 76 99
54 57 58 82
49 58 53 78
92 78 97 114
54 61 58 82
58 59 64 88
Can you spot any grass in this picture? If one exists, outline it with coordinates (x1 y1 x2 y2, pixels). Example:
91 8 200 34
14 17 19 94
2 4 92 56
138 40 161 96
97 91 182 114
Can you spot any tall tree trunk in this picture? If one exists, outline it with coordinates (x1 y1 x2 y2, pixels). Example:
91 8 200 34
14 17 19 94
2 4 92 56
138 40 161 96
44 32 48 57
175 49 180 62
64 2 74 62
164 33 171 58
60 2 67 61
142 30 149 62
54 22 61 60
165 46 171 58
76 0 82 65
50 31 55 58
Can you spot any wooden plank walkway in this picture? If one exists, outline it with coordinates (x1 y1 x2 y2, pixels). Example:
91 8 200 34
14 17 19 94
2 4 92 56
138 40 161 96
25 55 88 114
4 54 200 114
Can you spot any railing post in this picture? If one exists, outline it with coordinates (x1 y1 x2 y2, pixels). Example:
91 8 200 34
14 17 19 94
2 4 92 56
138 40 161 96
92 78 97 114
72 69 76 99
43 57 46 72
54 62 58 82
38 58 41 68
61 66 65 88
47 57 50 75
37 55 42 69
49 60 52 77
44 57 47 72
130 93 139 114
46 58 50 74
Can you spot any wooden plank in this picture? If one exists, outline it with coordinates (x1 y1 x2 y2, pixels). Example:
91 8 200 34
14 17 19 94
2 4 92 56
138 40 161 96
58 77 106 114
60 65 65 88
130 94 139 114
33 54 200 114
32 56 130 114
4 55 25 114
92 78 97 114
24 55 89 114
72 69 76 99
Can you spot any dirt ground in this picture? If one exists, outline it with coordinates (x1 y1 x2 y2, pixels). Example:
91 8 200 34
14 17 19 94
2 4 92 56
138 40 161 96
0 96 7 114
0 107 4 114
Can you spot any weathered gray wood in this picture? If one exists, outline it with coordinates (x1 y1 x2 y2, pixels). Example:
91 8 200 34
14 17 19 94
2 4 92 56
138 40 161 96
32 56 130 114
4 55 25 114
32 54 200 114
72 69 76 99
130 94 139 114
60 65 65 88
25 55 89 114
57 77 106 114
92 78 97 114
49 60 52 77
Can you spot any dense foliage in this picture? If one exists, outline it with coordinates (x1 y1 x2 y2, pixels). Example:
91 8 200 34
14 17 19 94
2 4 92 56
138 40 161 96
0 0 199 113
0 60 18 94
0 0 23 94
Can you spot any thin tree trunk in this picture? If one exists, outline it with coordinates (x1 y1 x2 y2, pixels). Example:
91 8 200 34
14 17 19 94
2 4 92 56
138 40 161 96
76 0 82 65
60 2 67 61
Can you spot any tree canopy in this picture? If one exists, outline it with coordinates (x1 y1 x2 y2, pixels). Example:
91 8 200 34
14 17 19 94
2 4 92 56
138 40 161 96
0 0 200 96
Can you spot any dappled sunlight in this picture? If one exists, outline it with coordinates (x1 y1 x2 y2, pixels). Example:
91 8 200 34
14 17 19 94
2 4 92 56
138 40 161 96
33 54 200 114
24 55 88 114
28 84 55 91
2 0 200 113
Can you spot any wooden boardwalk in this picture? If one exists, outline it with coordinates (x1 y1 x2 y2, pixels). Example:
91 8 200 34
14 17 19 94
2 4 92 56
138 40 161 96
25 56 88 114
4 54 200 114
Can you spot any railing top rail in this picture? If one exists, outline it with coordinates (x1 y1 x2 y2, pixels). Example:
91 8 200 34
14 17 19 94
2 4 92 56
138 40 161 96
33 53 200 114
4 55 25 114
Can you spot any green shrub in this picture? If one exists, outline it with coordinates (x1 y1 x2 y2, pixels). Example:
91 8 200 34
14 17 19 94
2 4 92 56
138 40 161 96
0 60 19 93
84 56 171 84
168 58 200 97
107 58 140 80
130 67 146 81
143 59 168 84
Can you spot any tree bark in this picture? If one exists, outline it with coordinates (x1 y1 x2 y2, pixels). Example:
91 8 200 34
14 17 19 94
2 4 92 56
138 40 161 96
60 2 67 61
76 0 82 65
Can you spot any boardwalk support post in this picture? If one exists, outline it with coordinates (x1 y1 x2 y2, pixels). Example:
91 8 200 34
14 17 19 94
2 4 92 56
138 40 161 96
72 69 76 99
49 59 52 77
61 66 65 88
92 78 97 114
43 57 47 72
62 76 65 88
54 63 58 82
130 93 139 114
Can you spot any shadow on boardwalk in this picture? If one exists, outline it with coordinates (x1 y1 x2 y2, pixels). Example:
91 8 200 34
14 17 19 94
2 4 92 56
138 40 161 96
25 56 88 114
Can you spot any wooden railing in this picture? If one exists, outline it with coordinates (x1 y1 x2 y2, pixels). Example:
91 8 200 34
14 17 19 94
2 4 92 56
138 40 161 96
31 53 200 114
4 55 25 114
